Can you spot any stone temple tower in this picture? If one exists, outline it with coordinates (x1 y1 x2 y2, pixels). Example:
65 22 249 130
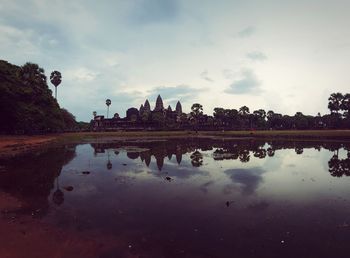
144 99 151 113
176 101 182 114
154 95 164 112
139 104 144 115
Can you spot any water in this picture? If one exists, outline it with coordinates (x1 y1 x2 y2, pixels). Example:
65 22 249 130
1 138 350 257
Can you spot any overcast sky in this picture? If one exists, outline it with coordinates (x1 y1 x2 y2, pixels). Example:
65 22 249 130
1 0 350 121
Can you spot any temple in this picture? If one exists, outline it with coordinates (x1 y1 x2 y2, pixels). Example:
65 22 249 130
91 95 185 131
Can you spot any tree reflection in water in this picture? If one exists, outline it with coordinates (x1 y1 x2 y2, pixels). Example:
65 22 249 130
190 150 203 167
328 153 350 177
90 139 350 178
0 145 76 216
1 138 350 222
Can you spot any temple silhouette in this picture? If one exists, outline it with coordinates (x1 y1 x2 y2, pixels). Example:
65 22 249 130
91 95 184 131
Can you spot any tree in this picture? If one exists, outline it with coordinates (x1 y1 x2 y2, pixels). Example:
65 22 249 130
213 108 225 126
50 71 62 100
190 103 203 132
20 62 47 88
106 99 111 118
341 93 350 118
239 106 250 129
328 92 344 114
61 108 77 130
239 106 250 116
253 109 266 129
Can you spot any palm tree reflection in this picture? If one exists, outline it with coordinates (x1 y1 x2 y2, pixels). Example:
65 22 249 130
52 173 64 206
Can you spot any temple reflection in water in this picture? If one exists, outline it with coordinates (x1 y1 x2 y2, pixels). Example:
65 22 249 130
0 139 349 212
90 138 350 175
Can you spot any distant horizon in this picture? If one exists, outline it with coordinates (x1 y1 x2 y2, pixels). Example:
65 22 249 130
1 1 350 121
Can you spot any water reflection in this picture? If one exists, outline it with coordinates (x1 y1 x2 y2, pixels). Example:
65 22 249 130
225 168 266 195
0 145 76 216
1 139 350 257
90 139 350 177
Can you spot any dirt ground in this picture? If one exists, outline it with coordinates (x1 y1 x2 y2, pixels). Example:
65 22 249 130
0 135 58 158
1 130 350 158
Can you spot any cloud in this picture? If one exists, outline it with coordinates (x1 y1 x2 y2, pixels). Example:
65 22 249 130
200 70 214 82
237 26 256 38
224 168 266 195
225 69 262 95
146 84 198 107
66 67 100 82
222 69 234 79
128 0 179 25
246 51 267 61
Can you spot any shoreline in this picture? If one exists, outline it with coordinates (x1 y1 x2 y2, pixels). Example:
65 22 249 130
1 130 350 158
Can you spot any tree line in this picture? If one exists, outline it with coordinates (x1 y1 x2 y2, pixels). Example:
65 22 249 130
0 60 81 134
185 93 350 130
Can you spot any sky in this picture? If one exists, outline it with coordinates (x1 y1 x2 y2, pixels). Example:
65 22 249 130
1 0 350 121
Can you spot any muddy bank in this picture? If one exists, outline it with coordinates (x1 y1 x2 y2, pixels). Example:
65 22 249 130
1 130 350 157
0 135 58 158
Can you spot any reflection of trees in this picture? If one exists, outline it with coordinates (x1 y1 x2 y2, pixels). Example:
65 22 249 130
0 145 76 216
239 150 250 163
90 139 350 175
190 151 203 167
176 145 182 164
253 148 266 159
295 147 303 155
107 149 112 170
267 147 275 157
52 176 64 206
328 153 350 177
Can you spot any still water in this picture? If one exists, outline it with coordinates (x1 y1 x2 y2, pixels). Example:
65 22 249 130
1 138 350 257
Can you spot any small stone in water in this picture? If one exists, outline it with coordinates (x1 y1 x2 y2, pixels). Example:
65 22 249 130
82 171 90 175
63 186 74 191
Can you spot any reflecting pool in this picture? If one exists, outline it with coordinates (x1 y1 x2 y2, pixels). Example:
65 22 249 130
1 138 350 257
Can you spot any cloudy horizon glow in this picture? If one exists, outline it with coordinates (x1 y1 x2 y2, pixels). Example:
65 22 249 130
1 0 350 121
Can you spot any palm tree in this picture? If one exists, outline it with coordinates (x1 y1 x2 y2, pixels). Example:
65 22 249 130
106 99 111 118
50 71 62 100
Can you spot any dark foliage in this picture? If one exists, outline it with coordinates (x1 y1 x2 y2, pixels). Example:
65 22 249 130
0 60 77 134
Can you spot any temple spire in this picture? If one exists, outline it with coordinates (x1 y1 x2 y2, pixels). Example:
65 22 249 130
176 101 182 114
144 99 151 113
139 104 144 115
154 95 164 112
